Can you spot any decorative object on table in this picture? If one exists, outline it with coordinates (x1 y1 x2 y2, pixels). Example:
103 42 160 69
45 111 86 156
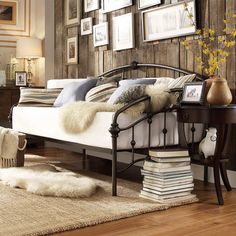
112 13 134 51
181 3 236 106
198 127 217 159
180 82 206 105
65 0 80 25
138 0 161 10
81 17 93 35
142 0 196 42
206 75 233 106
16 37 43 87
102 0 132 13
66 36 78 64
0 1 16 25
84 0 99 12
93 22 109 47
15 71 27 86
140 148 195 203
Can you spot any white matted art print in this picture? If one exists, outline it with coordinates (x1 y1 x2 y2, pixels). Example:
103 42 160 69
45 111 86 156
138 0 161 10
81 17 93 35
93 22 109 47
84 0 99 12
67 36 78 64
102 0 132 13
113 13 134 51
65 0 80 26
142 0 196 42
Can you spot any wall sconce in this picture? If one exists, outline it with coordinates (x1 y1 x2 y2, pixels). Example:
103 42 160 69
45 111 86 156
16 37 42 86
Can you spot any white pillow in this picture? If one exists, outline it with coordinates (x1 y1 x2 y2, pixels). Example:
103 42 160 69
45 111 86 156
47 79 85 89
155 77 174 85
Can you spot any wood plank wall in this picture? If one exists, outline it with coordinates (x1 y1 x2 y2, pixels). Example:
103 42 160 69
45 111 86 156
54 0 236 170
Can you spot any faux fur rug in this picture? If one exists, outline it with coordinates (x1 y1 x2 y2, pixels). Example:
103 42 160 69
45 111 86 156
0 164 97 198
60 101 145 133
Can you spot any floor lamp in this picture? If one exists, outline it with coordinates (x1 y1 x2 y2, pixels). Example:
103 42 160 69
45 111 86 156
16 38 42 86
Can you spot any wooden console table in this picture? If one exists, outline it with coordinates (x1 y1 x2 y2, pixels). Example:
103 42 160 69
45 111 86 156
177 105 236 205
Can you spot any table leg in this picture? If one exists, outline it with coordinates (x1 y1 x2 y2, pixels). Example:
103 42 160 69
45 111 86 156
220 162 232 191
213 161 224 205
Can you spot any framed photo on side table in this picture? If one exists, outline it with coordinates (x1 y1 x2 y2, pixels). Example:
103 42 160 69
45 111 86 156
81 17 93 35
181 82 206 105
66 36 78 64
15 71 27 86
113 13 134 51
93 22 109 47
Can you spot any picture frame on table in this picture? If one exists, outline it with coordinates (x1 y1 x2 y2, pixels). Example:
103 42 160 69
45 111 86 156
66 36 78 64
181 82 206 105
65 0 80 26
138 0 161 10
142 0 196 42
93 22 109 47
81 17 93 35
102 0 132 13
84 0 99 12
15 71 27 87
113 13 134 51
0 1 17 25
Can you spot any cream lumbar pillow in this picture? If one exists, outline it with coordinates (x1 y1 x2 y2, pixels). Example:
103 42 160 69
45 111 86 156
0 164 97 198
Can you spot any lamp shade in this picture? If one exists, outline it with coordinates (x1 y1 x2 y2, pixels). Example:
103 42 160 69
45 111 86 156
16 38 42 59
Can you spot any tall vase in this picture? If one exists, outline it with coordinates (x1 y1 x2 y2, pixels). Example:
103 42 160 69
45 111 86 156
206 75 232 106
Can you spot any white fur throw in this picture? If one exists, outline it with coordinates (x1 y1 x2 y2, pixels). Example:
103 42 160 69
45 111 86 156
0 164 97 198
60 101 145 133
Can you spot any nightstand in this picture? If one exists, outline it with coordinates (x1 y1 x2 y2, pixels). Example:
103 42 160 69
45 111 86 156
0 87 20 127
177 105 236 205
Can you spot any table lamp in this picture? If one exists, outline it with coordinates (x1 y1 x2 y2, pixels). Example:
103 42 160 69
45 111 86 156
16 37 42 86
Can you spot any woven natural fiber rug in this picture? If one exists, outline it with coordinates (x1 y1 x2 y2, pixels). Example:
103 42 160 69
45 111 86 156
0 154 198 236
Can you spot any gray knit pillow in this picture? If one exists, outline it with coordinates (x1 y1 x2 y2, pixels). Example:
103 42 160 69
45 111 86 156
114 85 146 104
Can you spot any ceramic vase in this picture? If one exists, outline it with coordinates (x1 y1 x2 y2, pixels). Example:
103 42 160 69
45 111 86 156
206 75 232 106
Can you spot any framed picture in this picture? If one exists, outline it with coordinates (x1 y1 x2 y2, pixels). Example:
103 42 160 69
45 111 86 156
15 71 27 87
113 13 134 51
65 0 80 26
67 36 78 64
102 0 132 13
138 0 161 10
181 82 206 105
93 22 109 47
0 1 17 25
84 0 99 12
81 17 93 35
142 0 196 42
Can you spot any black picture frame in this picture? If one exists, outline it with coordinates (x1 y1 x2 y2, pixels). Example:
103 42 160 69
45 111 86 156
181 82 206 105
15 71 27 87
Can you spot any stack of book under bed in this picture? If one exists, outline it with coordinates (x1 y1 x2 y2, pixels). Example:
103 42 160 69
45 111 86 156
139 149 195 203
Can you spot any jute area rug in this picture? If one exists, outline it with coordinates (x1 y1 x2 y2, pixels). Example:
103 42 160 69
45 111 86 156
0 154 198 236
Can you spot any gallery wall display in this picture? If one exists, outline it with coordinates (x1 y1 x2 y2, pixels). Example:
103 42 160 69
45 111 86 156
142 0 196 42
102 0 132 13
81 17 93 35
0 0 30 37
113 13 134 51
84 0 99 12
93 22 109 47
65 0 80 26
138 0 161 10
67 36 78 64
15 71 27 86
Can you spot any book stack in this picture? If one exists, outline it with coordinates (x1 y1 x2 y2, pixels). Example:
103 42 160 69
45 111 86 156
140 149 195 203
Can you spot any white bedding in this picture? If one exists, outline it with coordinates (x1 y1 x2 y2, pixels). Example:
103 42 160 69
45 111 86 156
12 106 202 150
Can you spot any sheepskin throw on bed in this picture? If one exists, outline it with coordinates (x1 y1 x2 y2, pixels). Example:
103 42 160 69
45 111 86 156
0 164 97 198
60 84 171 134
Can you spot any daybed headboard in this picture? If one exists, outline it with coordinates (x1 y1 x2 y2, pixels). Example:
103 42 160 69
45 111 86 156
98 61 206 81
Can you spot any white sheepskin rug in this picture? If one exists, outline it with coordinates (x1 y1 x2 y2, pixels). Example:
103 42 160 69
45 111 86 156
0 164 97 198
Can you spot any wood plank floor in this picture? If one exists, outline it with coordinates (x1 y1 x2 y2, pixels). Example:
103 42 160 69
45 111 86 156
26 145 236 236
